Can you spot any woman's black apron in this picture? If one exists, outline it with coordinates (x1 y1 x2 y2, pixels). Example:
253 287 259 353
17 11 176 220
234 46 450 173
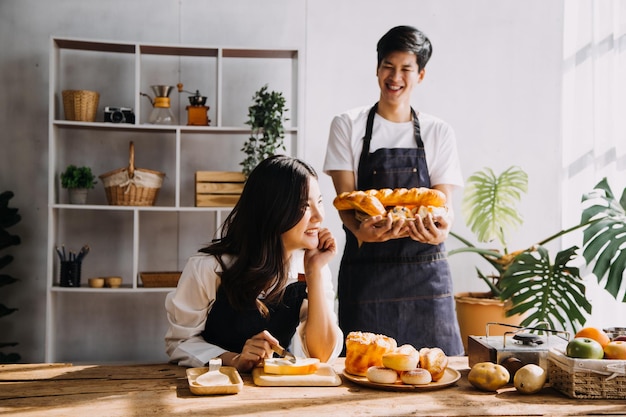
201 281 307 353
337 103 463 355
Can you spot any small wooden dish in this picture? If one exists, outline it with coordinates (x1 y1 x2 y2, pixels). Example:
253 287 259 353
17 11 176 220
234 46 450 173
104 276 123 288
187 366 243 395
88 277 105 288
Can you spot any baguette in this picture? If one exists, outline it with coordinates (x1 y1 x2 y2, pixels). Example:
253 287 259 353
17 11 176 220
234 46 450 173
333 187 446 220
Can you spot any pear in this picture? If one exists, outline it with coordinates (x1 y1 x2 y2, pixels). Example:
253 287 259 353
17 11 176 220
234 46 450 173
513 364 547 394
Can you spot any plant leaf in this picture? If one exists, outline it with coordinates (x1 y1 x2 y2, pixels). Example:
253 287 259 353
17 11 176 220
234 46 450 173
499 246 591 331
580 178 626 302
462 166 528 248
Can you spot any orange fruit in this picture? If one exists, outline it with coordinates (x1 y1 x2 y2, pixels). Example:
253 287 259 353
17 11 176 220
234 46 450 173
575 327 611 348
604 341 626 360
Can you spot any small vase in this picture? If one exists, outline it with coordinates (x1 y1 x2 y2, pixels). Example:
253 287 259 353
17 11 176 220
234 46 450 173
68 188 88 204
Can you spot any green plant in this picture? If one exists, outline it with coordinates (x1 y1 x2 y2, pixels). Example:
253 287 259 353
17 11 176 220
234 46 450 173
450 167 626 331
0 191 21 363
60 165 97 189
240 85 289 177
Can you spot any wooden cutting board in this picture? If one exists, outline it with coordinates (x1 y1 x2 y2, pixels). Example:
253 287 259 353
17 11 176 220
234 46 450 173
252 363 342 386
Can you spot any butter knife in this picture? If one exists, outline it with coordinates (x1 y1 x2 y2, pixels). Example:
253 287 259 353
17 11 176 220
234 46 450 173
271 343 297 363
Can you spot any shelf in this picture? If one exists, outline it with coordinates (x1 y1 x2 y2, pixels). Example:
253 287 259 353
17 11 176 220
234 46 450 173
52 204 236 212
46 35 302 363
50 286 175 293
52 120 298 134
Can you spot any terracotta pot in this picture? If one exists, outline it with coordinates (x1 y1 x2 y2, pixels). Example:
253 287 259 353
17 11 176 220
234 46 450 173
455 291 526 354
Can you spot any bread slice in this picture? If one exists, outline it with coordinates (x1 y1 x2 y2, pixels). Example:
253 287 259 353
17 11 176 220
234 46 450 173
263 358 320 375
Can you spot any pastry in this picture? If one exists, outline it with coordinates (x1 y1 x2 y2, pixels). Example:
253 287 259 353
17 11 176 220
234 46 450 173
344 331 397 376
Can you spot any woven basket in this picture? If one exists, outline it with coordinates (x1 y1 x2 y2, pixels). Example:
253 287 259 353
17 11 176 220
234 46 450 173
140 271 182 288
62 90 99 122
548 348 626 399
99 142 165 206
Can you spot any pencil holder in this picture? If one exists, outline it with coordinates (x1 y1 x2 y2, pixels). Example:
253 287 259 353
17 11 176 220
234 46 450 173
60 261 82 287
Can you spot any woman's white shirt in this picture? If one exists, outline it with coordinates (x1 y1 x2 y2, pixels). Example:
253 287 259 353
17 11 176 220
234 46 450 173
164 250 343 368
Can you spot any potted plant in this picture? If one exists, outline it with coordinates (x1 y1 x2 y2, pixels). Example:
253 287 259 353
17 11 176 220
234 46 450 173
0 191 21 363
450 166 626 342
60 165 97 204
240 84 289 177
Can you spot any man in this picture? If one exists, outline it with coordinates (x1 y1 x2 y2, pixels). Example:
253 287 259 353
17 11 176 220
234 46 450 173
323 25 464 355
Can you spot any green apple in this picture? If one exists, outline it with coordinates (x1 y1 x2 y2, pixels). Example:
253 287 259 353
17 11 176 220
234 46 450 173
566 337 604 359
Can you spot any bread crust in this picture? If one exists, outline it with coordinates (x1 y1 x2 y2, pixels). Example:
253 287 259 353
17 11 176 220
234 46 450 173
333 187 446 218
419 347 449 382
400 368 432 385
344 331 397 376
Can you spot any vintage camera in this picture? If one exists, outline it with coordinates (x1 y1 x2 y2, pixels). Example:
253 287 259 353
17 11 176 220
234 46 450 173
104 106 135 124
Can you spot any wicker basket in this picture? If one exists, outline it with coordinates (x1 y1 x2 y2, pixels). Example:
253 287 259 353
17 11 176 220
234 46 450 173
548 348 626 399
99 142 165 206
62 90 99 122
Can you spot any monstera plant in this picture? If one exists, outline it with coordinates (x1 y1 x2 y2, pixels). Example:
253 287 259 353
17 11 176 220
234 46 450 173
450 166 626 332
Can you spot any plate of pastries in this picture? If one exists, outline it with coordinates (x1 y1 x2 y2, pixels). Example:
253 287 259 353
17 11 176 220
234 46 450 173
342 331 461 391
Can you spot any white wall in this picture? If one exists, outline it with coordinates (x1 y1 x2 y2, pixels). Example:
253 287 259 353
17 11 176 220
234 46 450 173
0 0 571 362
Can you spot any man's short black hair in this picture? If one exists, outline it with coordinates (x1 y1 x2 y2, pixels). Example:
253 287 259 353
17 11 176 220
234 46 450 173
377 25 433 71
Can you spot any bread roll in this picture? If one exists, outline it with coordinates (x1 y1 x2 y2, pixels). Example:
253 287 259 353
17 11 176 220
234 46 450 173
400 368 432 385
419 347 448 382
366 366 399 384
382 344 419 372
382 352 419 372
344 331 397 376
332 191 387 217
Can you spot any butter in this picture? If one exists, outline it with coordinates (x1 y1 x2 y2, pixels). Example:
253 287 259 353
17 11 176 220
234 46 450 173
196 370 230 386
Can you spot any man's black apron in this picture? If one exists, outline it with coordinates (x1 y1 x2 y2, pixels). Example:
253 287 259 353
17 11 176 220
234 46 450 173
337 103 463 355
201 281 307 353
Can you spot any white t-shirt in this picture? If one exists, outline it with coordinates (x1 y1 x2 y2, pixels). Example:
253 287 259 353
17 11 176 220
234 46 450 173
164 250 344 368
323 105 463 188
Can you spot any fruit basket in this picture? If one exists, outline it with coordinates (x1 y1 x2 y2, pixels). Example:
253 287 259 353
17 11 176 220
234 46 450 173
548 348 626 399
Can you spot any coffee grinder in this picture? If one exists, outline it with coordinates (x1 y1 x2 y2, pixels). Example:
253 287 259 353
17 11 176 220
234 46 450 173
177 83 211 126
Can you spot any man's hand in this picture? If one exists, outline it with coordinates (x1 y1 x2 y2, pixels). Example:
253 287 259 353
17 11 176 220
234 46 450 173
406 213 450 245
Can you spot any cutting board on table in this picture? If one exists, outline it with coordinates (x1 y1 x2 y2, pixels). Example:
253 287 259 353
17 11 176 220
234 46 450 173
252 363 342 386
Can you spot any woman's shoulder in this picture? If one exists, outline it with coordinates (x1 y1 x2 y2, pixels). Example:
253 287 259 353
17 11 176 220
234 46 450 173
185 252 233 274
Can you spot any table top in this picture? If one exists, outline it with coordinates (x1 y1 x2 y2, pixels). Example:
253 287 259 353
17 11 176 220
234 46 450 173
1 357 624 417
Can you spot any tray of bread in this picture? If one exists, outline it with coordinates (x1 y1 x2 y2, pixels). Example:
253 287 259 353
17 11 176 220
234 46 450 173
253 357 342 386
341 331 461 392
333 187 448 224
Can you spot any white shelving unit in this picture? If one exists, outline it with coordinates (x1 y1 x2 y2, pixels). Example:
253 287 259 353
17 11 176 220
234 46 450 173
46 37 302 363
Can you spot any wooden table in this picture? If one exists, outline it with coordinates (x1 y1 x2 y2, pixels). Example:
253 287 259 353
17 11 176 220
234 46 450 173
1 357 624 416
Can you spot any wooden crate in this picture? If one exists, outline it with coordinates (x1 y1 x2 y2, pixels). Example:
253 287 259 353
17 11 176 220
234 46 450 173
195 171 245 207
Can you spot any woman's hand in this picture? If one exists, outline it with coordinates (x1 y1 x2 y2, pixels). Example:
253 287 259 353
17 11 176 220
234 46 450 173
303 227 337 273
227 330 278 373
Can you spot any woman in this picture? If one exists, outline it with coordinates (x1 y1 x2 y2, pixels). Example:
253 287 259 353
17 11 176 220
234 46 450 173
165 155 343 371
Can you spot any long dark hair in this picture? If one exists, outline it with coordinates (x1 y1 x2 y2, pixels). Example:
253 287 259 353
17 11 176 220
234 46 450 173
201 155 317 315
